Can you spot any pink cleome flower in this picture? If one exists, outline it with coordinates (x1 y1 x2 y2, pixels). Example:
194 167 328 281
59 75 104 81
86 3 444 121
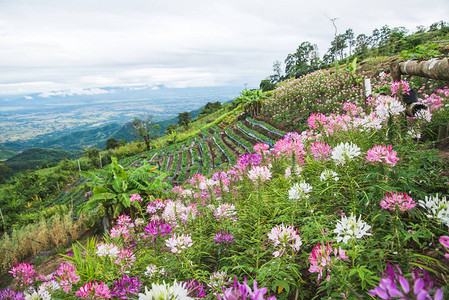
267 223 302 257
53 262 81 294
253 143 269 155
390 80 410 95
308 241 348 281
440 235 449 259
247 165 272 185
76 280 111 299
129 193 142 202
366 145 399 167
380 191 416 212
9 262 39 290
309 142 333 161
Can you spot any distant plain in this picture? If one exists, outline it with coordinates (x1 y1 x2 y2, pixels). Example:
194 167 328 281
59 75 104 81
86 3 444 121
0 86 243 143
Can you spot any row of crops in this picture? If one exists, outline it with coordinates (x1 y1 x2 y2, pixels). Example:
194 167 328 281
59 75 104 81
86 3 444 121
53 117 282 213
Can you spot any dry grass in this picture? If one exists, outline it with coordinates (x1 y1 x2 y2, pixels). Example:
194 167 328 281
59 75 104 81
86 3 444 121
0 212 88 274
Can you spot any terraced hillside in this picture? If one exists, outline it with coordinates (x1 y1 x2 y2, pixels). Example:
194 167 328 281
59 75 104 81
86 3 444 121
50 116 288 213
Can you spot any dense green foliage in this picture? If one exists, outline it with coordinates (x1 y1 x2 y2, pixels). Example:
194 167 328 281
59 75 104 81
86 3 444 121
198 101 223 118
261 20 449 86
2 148 75 178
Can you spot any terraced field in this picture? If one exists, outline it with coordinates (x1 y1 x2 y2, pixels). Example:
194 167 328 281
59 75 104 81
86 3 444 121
53 116 287 213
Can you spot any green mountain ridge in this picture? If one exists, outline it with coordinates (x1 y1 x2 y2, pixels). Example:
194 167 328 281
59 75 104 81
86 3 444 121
2 148 75 176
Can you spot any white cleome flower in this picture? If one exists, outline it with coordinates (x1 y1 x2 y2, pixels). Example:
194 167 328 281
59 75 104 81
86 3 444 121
96 243 120 258
320 169 339 182
415 109 432 122
138 281 192 300
288 181 313 200
418 194 449 227
375 95 405 120
331 142 361 166
334 213 372 244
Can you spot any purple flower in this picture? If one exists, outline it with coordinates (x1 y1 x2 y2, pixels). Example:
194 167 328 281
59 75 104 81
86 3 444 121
183 279 206 299
144 220 172 238
217 277 276 300
111 275 142 299
212 171 229 181
237 153 262 167
0 289 24 300
146 200 165 214
214 230 234 245
369 263 443 300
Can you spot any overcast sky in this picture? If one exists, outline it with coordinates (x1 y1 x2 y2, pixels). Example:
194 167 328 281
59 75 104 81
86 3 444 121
0 0 448 95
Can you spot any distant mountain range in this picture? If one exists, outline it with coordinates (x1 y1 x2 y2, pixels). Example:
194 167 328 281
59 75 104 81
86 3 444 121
0 85 242 153
0 89 235 176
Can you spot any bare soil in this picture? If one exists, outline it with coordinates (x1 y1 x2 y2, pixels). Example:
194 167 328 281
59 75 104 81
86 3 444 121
218 132 242 159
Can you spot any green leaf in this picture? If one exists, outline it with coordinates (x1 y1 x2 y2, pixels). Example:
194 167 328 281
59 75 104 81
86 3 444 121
93 186 108 195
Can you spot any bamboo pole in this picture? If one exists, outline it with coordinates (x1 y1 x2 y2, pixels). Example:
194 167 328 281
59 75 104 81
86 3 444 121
390 58 449 82
400 58 449 81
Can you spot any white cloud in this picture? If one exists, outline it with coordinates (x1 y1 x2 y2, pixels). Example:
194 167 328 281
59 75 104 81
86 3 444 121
38 87 112 98
0 0 447 95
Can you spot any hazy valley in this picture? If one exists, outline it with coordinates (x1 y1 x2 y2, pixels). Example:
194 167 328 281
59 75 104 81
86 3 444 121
0 85 243 153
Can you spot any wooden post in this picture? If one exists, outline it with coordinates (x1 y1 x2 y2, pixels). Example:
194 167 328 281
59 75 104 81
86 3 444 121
99 151 102 169
438 125 448 140
0 208 5 235
390 61 402 82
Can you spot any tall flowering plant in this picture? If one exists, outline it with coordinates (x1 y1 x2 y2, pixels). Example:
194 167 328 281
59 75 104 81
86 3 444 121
308 241 348 282
267 223 302 258
75 280 111 299
217 277 276 300
9 262 43 291
53 262 81 294
380 192 416 212
369 264 443 300
333 213 371 244
366 145 399 167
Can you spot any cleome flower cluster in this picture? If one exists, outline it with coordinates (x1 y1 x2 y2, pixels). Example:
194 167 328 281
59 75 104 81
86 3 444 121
2 74 448 299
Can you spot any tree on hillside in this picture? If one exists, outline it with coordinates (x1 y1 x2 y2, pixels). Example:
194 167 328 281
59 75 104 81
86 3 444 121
178 112 192 129
260 60 284 92
328 34 348 60
199 101 222 118
345 28 355 56
270 60 283 83
285 41 317 78
105 138 119 150
429 20 448 32
355 34 369 58
165 124 178 135
259 79 276 92
0 163 11 183
131 115 160 151
368 28 381 49
235 89 267 116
